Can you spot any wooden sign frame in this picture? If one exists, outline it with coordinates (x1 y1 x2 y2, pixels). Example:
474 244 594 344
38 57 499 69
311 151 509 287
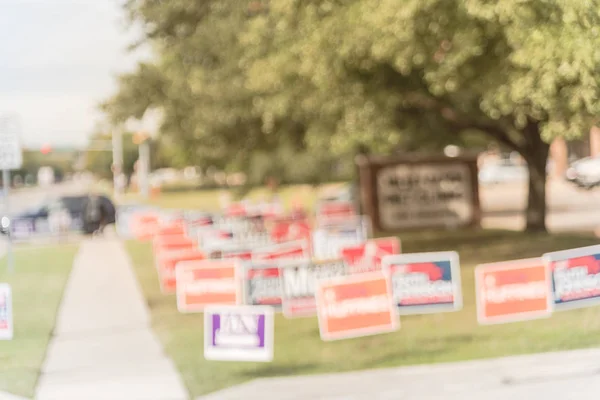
355 153 481 232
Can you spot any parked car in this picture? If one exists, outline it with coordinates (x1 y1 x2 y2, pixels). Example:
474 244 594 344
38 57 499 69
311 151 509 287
478 159 529 185
566 156 600 189
1 194 116 236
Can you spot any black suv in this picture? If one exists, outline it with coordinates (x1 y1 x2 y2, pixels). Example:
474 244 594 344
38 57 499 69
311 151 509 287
2 194 116 236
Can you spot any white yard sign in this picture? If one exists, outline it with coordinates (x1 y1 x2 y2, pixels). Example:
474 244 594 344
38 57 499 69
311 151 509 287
0 284 13 340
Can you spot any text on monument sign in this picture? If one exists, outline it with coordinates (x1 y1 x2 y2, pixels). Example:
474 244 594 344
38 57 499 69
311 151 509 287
376 163 474 230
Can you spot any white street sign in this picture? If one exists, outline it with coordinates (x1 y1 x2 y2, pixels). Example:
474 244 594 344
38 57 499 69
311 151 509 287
0 128 22 170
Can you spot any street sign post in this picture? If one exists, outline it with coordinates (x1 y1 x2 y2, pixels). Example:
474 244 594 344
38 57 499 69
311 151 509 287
0 116 23 273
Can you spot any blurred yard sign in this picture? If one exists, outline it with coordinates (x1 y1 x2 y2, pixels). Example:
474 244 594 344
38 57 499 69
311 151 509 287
356 154 480 231
315 201 356 222
543 244 600 311
475 258 552 325
280 259 348 318
0 284 13 340
242 262 284 309
316 273 398 341
383 251 462 315
342 237 401 274
157 248 206 294
116 205 153 239
251 240 310 263
312 216 371 260
204 305 274 362
269 219 311 244
176 259 239 313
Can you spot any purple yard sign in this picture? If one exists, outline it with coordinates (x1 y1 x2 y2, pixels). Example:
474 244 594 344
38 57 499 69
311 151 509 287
204 305 274 362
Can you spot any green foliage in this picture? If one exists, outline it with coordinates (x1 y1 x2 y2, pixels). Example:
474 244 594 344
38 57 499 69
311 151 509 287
103 0 600 230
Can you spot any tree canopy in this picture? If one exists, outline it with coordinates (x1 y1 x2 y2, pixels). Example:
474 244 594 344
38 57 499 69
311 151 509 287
103 0 600 231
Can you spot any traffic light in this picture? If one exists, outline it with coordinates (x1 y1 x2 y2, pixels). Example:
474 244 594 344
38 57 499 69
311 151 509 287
41 144 52 154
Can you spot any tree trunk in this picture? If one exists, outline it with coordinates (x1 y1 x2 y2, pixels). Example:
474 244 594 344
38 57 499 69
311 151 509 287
521 123 550 232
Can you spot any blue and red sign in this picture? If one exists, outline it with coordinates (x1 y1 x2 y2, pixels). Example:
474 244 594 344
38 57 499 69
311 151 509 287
543 245 600 310
382 251 462 314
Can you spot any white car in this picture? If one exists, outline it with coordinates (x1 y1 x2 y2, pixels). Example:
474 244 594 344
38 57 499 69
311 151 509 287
478 160 529 185
566 156 600 188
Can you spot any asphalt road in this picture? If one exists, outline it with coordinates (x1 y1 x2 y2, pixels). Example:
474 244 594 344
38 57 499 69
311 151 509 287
480 179 600 232
3 178 600 234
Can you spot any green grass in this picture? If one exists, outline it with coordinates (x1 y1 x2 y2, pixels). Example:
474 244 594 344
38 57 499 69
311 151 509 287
126 229 600 398
121 182 346 211
0 244 78 398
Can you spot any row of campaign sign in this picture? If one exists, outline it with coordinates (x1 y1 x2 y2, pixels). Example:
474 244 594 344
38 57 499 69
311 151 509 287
164 244 600 325
120 200 600 362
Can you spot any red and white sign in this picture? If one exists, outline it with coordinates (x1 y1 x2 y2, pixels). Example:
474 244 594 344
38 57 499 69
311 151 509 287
183 216 213 238
383 251 462 315
252 240 310 263
341 237 400 274
242 262 284 309
316 273 398 341
224 203 247 217
153 235 197 272
157 249 206 294
153 234 196 256
221 248 254 261
0 284 13 340
197 228 233 249
176 260 240 313
203 240 254 261
270 220 312 244
475 258 553 325
157 222 185 237
130 212 160 241
280 259 348 318
316 201 356 221
543 244 600 310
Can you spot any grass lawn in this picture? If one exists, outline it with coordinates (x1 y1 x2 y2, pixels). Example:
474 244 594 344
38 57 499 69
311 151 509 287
121 182 346 211
126 229 600 398
0 244 78 398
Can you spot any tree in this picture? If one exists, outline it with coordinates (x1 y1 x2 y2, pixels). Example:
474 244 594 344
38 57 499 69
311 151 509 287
103 0 600 232
244 0 600 231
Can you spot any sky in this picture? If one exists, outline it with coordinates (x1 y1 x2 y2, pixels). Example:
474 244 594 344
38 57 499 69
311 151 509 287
0 0 150 149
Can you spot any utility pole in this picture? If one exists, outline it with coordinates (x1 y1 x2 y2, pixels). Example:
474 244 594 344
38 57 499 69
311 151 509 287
133 132 150 199
111 128 124 201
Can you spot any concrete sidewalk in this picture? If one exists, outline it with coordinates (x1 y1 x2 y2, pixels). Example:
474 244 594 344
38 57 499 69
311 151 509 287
36 238 188 400
199 347 600 400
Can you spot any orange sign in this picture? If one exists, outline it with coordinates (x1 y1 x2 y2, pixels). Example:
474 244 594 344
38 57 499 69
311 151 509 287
316 273 399 341
153 234 196 257
176 260 240 313
475 258 553 325
157 222 185 237
130 213 160 241
157 249 206 294
153 236 197 273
